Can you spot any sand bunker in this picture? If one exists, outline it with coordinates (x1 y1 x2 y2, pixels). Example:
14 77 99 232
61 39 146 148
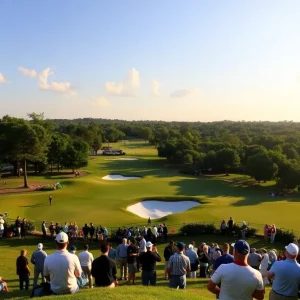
102 175 141 180
127 200 200 219
104 158 139 161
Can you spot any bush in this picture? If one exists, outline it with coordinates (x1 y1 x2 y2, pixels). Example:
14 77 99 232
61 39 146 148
39 185 56 191
180 223 217 235
232 224 258 237
275 228 296 244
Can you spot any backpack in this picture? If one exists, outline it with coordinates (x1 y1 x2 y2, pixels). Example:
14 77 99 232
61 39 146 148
30 282 52 298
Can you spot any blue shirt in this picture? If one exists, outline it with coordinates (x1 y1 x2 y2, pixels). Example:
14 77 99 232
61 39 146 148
108 248 117 260
186 249 198 264
117 244 128 258
213 254 234 271
269 258 300 297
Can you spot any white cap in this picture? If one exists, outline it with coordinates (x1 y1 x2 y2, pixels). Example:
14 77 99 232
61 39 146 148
55 232 68 243
37 243 43 250
188 244 193 249
285 243 299 256
231 243 235 247
146 241 153 248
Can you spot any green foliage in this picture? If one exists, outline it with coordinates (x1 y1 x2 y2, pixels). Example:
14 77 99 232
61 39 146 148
275 228 297 244
180 223 217 235
39 185 56 191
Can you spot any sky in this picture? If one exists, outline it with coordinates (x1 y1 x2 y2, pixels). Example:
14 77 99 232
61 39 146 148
1 0 300 122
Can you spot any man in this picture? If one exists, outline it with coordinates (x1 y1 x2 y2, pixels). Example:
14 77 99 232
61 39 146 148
167 242 191 290
139 241 161 286
89 223 95 242
248 248 262 270
41 221 47 240
55 223 61 235
163 223 168 242
152 225 158 243
207 240 264 300
62 222 68 234
82 224 89 244
108 243 117 260
267 243 300 300
78 244 94 289
69 245 77 255
138 235 147 271
30 243 47 287
43 232 82 295
15 216 22 239
49 195 52 206
91 242 118 288
164 241 175 280
227 217 234 236
127 239 138 285
212 243 234 274
16 249 30 290
117 238 128 281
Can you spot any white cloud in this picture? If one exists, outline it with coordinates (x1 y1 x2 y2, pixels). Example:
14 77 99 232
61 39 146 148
38 68 76 96
151 80 161 97
105 68 140 97
91 97 110 107
18 67 37 78
170 89 193 98
0 73 6 83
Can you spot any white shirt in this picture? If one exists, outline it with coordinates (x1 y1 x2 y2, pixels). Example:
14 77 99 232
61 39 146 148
152 227 158 237
78 250 94 268
261 253 269 270
211 263 264 300
139 238 146 253
44 250 82 295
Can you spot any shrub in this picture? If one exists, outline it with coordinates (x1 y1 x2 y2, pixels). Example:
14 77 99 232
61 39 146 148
39 185 56 191
275 228 296 244
232 224 258 237
180 223 217 235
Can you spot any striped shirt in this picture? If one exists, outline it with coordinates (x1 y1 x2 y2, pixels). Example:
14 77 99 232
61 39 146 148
168 252 191 276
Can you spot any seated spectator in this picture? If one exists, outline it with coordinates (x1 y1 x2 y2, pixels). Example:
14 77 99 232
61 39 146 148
0 277 8 292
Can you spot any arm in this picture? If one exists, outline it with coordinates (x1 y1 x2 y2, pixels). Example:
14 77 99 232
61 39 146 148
116 246 120 258
155 252 162 262
267 262 276 280
167 258 172 275
207 267 222 295
74 257 82 278
207 280 220 295
30 253 35 265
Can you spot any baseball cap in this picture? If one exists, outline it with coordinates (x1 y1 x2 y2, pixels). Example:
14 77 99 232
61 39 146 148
175 242 185 250
233 240 250 255
70 245 77 251
55 232 68 243
285 243 299 256
146 241 153 248
37 243 43 250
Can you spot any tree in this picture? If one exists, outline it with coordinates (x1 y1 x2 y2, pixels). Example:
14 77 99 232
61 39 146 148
277 160 300 189
246 153 278 182
138 127 153 143
216 148 240 175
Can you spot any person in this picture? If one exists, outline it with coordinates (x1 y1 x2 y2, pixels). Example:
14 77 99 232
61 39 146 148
164 241 175 280
31 243 47 287
82 224 89 244
89 223 95 242
62 222 68 234
127 239 138 285
15 216 22 239
270 224 276 243
227 217 234 236
168 242 191 290
16 249 30 290
163 223 168 242
78 244 94 289
241 221 247 240
152 225 158 243
220 220 227 235
264 224 269 243
42 221 47 240
138 241 161 286
49 195 52 206
267 243 300 300
0 277 9 292
148 217 151 225
43 232 82 295
117 238 128 281
260 248 270 286
212 243 234 274
69 245 77 255
277 251 286 261
248 248 262 270
108 243 117 260
186 244 199 278
49 222 55 238
269 249 277 265
91 242 118 288
207 240 265 300
138 235 146 271
21 218 27 238
199 244 210 278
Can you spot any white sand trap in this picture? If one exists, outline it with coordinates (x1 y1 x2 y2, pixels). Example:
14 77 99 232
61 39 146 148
102 174 141 180
127 200 200 219
104 158 139 161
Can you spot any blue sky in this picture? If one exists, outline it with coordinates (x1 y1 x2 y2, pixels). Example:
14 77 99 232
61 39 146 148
1 0 300 121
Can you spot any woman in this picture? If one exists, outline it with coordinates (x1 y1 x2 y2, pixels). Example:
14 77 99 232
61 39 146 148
241 221 247 240
270 224 276 243
269 249 277 267
20 218 27 239
220 220 227 235
277 251 286 261
199 245 210 278
263 224 269 243
186 244 199 278
260 249 270 286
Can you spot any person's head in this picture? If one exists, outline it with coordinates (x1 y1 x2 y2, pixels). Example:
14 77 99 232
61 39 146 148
55 232 69 250
169 240 174 247
122 238 127 244
85 223 87 227
250 248 256 253
233 240 250 261
203 245 208 254
83 244 89 251
146 241 153 251
21 249 27 256
191 241 195 246
130 239 136 246
17 216 20 220
175 242 185 253
285 243 299 260
222 243 230 254
43 220 45 224
230 217 232 220
37 243 43 250
140 235 144 240
260 248 267 254
70 245 77 253
108 243 112 249
100 242 109 255
23 218 25 221
265 224 268 228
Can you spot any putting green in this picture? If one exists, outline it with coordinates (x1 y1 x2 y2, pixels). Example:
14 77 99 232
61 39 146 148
0 140 300 234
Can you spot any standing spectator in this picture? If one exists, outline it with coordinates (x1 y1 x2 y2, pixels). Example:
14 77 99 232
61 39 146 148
21 218 27 239
220 220 227 235
207 240 264 300
108 243 117 260
78 244 94 289
241 221 247 240
55 223 61 235
62 222 68 234
49 195 52 206
117 238 128 281
69 245 77 255
139 241 161 286
41 221 47 240
91 242 118 288
186 244 199 278
260 249 270 286
138 235 147 272
270 224 276 243
16 249 30 290
148 217 151 225
82 224 89 244
127 239 138 285
269 249 277 265
278 251 286 261
167 242 191 290
268 243 300 300
227 217 234 236
152 225 158 244
264 224 269 243
163 223 168 242
212 243 234 274
43 232 82 295
199 244 210 278
15 216 22 239
89 223 95 242
248 248 262 270
31 243 47 287
49 222 55 238
164 241 175 280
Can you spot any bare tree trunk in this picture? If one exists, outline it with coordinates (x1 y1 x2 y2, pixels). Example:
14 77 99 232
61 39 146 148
23 158 29 188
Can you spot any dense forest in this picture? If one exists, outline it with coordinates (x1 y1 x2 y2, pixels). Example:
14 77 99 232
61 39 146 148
1 114 300 189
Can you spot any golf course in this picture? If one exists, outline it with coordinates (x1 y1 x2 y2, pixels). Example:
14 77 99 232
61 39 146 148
1 140 300 299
